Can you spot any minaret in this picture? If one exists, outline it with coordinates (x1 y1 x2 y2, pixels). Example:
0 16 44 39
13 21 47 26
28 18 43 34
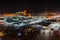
28 13 32 17
23 10 27 16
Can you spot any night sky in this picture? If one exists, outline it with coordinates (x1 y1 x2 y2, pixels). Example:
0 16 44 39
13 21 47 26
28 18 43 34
0 0 60 14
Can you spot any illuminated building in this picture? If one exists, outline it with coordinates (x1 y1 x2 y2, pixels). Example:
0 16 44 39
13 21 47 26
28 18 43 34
23 10 27 16
28 13 32 18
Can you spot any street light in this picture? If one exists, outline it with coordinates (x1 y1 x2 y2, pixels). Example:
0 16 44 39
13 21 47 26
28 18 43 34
0 32 5 37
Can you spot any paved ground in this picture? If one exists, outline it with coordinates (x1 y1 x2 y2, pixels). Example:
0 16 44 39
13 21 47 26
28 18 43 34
1 34 60 40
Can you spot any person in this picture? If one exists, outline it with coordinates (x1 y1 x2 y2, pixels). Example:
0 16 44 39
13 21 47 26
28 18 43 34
44 28 50 37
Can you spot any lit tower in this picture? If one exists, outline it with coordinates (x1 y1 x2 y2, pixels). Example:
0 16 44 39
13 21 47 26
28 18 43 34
28 13 32 17
23 10 27 16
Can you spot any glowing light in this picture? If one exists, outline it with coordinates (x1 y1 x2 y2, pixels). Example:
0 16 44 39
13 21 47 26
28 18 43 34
28 13 32 17
23 10 26 16
3 13 16 17
0 32 5 37
17 33 22 36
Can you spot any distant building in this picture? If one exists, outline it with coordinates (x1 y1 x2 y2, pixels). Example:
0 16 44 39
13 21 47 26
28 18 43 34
16 11 24 16
0 10 33 17
0 11 25 17
2 13 16 17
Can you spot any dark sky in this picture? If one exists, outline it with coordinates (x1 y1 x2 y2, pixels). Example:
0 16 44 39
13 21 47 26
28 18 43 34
0 0 60 14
